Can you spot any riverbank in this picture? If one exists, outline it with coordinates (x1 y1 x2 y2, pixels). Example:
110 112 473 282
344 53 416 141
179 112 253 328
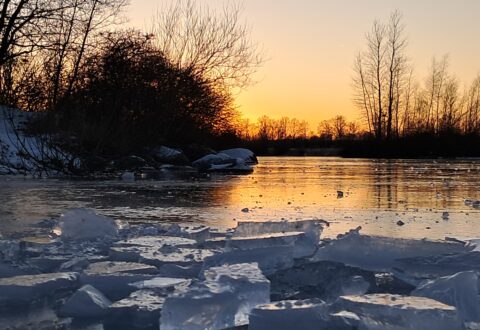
245 134 480 159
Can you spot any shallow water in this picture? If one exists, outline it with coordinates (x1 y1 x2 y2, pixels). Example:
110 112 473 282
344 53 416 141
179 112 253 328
1 157 479 239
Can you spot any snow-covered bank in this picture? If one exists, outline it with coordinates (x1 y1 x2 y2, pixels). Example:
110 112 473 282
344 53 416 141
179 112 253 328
1 108 259 176
1 208 480 329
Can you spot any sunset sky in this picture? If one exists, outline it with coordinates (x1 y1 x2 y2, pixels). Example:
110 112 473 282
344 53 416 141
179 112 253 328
127 0 480 126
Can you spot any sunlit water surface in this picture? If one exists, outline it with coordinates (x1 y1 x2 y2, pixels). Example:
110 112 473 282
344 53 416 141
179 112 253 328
1 157 479 240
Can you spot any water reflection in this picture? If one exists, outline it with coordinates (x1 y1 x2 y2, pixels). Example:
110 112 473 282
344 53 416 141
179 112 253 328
0 157 479 239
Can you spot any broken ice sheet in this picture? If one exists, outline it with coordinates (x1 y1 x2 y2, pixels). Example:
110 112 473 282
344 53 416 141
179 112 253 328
107 289 165 329
226 231 316 258
59 284 111 318
393 251 480 284
112 235 197 248
313 227 470 271
233 219 324 244
202 245 294 276
80 262 158 300
248 299 332 330
336 294 462 330
411 271 480 322
0 272 79 305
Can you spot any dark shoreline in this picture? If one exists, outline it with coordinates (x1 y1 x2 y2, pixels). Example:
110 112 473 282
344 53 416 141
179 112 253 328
237 134 480 159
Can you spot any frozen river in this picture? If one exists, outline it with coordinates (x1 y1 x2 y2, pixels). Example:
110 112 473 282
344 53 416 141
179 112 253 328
1 157 479 240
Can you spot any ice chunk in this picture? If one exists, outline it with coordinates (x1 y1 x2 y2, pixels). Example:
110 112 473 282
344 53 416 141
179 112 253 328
269 261 376 302
233 220 324 258
199 237 227 250
83 261 158 275
107 290 165 329
160 281 239 330
394 251 480 284
218 148 258 164
202 245 294 276
161 263 269 330
59 284 111 318
121 171 135 181
192 153 235 170
226 231 304 251
151 146 189 165
27 255 71 272
0 272 79 305
203 263 270 324
109 245 151 262
158 263 205 278
60 209 118 241
411 271 480 321
233 219 323 244
166 224 211 242
113 235 197 248
248 299 331 330
0 262 39 278
80 262 158 300
130 277 190 291
313 228 470 271
0 240 21 261
336 294 462 330
109 236 197 262
139 247 215 268
59 257 90 272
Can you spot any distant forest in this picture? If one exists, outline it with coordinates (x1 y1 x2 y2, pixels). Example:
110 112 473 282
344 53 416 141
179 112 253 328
234 11 480 158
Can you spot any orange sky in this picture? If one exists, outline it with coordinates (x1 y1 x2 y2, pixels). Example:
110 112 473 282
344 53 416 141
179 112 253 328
127 0 480 127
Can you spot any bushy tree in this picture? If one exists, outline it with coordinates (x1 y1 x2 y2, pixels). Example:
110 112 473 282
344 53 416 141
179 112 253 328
52 31 237 156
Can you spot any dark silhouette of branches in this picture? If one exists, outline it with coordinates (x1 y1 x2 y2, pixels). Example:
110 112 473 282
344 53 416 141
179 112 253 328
152 0 263 90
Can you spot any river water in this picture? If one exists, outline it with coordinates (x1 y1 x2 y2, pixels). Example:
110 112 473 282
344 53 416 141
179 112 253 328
1 157 479 240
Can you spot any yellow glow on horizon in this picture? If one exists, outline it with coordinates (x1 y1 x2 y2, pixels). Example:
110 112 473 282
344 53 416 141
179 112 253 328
127 0 480 128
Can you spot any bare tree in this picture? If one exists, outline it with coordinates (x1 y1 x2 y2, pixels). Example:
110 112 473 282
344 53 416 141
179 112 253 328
1 0 128 109
333 115 347 139
353 10 408 140
465 75 480 134
152 0 263 90
385 10 407 139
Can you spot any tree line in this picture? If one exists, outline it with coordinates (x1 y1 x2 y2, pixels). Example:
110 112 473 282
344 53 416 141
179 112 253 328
237 10 480 158
353 10 480 140
235 115 361 141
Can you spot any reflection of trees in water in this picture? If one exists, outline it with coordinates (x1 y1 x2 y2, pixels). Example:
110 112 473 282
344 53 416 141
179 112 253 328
1 159 480 234
369 160 480 210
